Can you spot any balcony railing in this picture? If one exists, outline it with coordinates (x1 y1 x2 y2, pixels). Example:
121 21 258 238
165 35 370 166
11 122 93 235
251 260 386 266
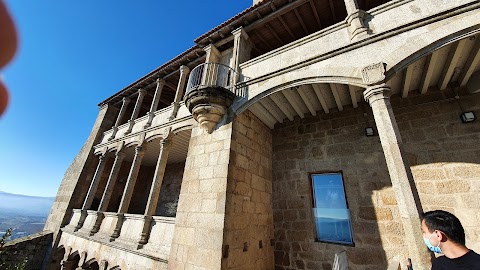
186 62 237 94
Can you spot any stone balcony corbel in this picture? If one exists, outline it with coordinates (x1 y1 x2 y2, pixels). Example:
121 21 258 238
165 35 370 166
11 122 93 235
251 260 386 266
184 62 237 133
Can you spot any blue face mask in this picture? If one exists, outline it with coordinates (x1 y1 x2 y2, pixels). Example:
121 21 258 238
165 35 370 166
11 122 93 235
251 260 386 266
423 232 442 254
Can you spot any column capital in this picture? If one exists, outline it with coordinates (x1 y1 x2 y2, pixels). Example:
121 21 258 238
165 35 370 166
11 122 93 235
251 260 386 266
138 88 147 97
156 78 166 87
116 150 127 159
232 26 249 40
179 65 190 75
135 145 146 155
122 97 131 105
363 84 391 106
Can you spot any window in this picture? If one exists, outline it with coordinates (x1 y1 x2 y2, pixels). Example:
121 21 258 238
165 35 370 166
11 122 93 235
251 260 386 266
310 172 354 245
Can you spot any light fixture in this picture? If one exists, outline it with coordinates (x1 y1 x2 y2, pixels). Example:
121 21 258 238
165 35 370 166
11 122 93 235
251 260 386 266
365 127 375 137
461 111 476 123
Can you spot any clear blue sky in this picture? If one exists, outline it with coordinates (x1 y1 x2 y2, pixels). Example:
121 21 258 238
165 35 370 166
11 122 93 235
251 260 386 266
0 0 252 197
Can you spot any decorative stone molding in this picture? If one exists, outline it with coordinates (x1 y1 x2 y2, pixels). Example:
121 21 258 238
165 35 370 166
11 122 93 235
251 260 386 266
363 84 391 106
361 62 386 85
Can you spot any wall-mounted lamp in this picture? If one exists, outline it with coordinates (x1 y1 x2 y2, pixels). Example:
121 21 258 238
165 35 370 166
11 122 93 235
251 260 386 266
365 127 375 137
461 111 476 123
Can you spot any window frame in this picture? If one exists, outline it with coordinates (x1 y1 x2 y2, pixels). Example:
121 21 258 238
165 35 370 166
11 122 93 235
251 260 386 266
308 171 355 246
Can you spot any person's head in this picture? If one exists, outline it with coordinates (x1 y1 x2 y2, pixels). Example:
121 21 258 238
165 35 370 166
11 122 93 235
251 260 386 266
421 210 465 246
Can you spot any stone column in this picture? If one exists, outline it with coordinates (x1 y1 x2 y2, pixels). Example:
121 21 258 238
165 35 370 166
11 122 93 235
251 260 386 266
91 149 126 235
109 97 131 140
111 145 145 239
139 135 173 244
343 0 368 40
202 45 221 86
169 66 190 120
231 27 253 85
363 84 430 270
75 154 107 231
126 89 147 134
145 79 166 128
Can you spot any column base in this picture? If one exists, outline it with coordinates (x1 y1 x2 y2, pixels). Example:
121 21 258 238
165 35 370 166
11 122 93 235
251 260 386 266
143 112 154 129
108 127 118 141
138 215 153 246
90 211 104 236
74 210 88 231
110 213 125 241
168 102 180 121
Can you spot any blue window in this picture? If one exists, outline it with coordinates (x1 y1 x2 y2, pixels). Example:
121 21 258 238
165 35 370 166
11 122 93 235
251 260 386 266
310 172 354 245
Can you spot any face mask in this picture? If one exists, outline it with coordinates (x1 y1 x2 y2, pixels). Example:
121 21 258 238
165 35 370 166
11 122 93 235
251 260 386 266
423 232 442 254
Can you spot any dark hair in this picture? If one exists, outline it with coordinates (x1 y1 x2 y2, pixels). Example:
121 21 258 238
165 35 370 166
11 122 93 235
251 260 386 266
421 210 465 245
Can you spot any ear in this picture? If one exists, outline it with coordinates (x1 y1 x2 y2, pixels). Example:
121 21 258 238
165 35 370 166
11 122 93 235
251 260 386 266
436 230 448 243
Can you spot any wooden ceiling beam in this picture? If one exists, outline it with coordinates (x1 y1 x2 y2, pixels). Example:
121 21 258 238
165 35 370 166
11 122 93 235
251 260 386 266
309 0 322 29
253 31 275 51
270 93 295 121
329 84 344 111
265 23 285 45
311 84 330 114
294 9 309 35
348 85 359 108
459 36 480 87
438 39 467 90
419 50 440 94
297 85 317 116
278 16 296 40
261 97 285 123
250 103 276 129
402 64 414 98
329 0 337 22
283 88 305 118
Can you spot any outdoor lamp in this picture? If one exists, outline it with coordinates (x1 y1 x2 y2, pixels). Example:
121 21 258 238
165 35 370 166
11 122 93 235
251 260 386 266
460 111 476 123
365 127 375 137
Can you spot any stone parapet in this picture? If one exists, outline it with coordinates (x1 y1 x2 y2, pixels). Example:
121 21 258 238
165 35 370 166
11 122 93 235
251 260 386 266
0 230 53 270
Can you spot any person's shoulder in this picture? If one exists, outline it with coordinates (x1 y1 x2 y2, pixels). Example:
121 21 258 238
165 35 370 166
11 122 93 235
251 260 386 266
431 255 449 269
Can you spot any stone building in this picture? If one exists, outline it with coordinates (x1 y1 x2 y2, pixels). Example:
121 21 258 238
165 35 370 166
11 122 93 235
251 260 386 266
39 0 480 269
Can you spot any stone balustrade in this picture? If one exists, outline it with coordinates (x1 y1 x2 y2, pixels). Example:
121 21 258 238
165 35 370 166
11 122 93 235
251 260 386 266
63 209 176 261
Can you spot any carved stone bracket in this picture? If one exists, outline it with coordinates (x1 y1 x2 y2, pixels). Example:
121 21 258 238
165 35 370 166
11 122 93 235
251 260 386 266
361 62 386 85
184 85 236 133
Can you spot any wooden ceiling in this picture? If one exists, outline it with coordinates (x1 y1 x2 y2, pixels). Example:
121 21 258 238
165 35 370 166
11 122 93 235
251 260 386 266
248 35 480 129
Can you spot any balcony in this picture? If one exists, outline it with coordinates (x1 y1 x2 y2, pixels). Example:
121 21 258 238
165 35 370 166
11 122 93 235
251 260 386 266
184 62 238 133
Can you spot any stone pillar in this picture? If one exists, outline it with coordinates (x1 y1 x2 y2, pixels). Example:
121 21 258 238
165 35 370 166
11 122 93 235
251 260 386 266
75 154 107 231
145 79 166 128
201 44 221 86
111 145 145 239
363 84 430 270
109 97 131 140
139 134 173 244
231 27 253 85
169 66 190 120
126 89 147 134
91 149 126 235
343 0 368 40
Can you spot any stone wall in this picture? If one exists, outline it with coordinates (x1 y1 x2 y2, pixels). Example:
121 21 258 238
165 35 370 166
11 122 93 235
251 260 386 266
271 89 480 269
394 90 480 252
0 231 53 270
272 103 394 270
169 123 233 269
129 165 156 214
221 110 274 269
45 105 117 239
156 162 185 217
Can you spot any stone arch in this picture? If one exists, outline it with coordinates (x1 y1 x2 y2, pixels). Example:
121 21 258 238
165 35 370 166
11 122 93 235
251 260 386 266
384 24 479 80
172 124 194 135
145 133 166 142
83 258 100 270
236 76 363 116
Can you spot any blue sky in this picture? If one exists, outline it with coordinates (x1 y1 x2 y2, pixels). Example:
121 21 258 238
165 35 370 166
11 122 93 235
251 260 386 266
0 1 252 197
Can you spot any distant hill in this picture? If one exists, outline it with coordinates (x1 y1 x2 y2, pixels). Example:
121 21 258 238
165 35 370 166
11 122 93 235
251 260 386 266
0 191 55 217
